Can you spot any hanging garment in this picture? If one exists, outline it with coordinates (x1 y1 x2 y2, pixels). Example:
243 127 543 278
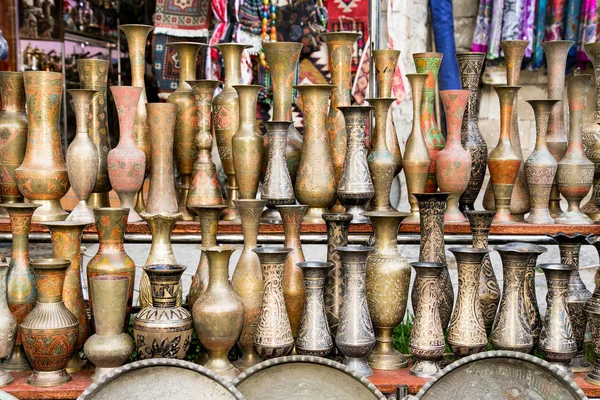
430 0 461 90
532 0 548 68
472 0 494 54
154 0 212 37
576 0 597 64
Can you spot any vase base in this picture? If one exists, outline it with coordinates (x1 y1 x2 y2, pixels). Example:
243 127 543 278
510 213 526 222
449 343 487 358
554 211 593 225
409 359 441 378
232 353 262 372
344 356 372 378
525 209 555 225
0 368 13 387
31 199 68 222
303 207 329 224
126 207 144 223
204 359 241 381
66 200 95 224
492 211 516 225
345 205 369 224
261 207 282 224
581 200 600 221
570 354 592 372
3 345 32 372
221 206 240 222
27 368 72 387
585 368 600 387
91 366 117 382
88 192 111 209
367 350 408 370
66 352 87 373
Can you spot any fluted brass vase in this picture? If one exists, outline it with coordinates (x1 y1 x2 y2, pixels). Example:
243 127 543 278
583 43 600 220
0 263 16 386
584 250 600 386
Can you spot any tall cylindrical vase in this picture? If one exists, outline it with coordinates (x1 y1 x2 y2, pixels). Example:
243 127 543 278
583 43 600 221
0 263 17 386
584 248 600 385
15 71 69 222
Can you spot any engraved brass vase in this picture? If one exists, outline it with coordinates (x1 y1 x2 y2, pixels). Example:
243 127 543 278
584 253 600 386
0 263 17 386
583 43 600 220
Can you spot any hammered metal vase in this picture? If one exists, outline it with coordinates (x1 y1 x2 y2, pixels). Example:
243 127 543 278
403 73 431 223
134 264 193 360
436 90 472 223
408 261 446 378
0 72 27 214
166 42 207 221
231 199 266 371
294 84 336 223
364 211 410 370
21 258 78 387
0 263 16 386
2 202 40 372
413 53 444 193
232 84 264 200
556 74 594 225
296 261 333 357
253 247 294 359
66 89 99 223
583 43 600 220
84 276 134 382
447 247 489 357
584 260 600 386
15 71 69 222
538 263 577 377
107 86 146 223
77 59 112 208
487 86 522 225
524 99 560 224
464 210 500 334
194 246 244 380
456 53 487 212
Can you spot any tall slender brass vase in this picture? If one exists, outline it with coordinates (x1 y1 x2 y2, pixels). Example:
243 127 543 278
583 43 600 220
0 263 16 386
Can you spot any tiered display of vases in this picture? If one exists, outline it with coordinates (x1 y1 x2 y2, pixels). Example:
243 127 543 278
583 43 600 220
0 263 16 386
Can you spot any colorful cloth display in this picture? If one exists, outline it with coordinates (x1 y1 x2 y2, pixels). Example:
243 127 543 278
154 0 211 37
153 34 208 91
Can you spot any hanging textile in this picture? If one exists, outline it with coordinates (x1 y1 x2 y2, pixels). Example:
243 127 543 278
153 34 208 91
501 0 524 43
153 0 211 37
429 0 461 90
237 0 263 54
519 0 535 57
545 0 566 41
564 0 582 69
326 0 368 72
488 0 505 59
471 0 493 54
577 0 597 64
531 0 548 68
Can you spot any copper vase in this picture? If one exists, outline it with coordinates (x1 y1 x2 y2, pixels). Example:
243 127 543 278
2 203 40 372
21 258 78 387
77 59 112 208
464 210 500 334
194 246 244 380
66 89 99 223
0 263 17 386
294 84 336 223
584 250 600 385
231 199 266 371
436 90 472 223
524 99 560 224
456 53 486 211
187 80 225 209
253 247 294 359
107 86 146 223
583 43 600 220
403 73 431 223
167 42 207 220
364 211 410 370
413 53 444 193
212 43 250 222
16 71 69 222
232 84 264 199
556 74 594 224
0 72 27 214
408 261 445 378
366 98 397 212
447 247 489 357
487 86 522 225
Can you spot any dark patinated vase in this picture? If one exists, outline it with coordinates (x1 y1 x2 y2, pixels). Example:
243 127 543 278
583 43 600 221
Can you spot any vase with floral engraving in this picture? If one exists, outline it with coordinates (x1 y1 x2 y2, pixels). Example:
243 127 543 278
0 262 16 386
583 43 600 221
584 239 600 385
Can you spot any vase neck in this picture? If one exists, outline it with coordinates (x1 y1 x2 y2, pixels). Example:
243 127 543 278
49 228 83 268
0 74 26 112
173 46 199 90
413 55 441 127
239 210 260 247
205 251 232 290
371 100 392 151
236 87 260 128
96 213 127 253
264 44 301 120
559 244 581 268
457 54 484 125
282 213 303 248
34 268 66 303
329 45 354 108
121 26 153 87
407 74 426 144
471 229 489 249
199 211 220 247
149 274 181 308
567 76 591 150
532 108 551 151
371 217 401 254
219 46 244 89
25 74 62 132
296 87 332 138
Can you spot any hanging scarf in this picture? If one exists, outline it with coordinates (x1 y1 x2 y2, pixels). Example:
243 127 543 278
488 0 505 59
471 0 493 54
564 0 582 69
545 0 566 41
430 0 461 90
576 0 598 65
501 0 523 43
519 0 535 58
532 0 548 69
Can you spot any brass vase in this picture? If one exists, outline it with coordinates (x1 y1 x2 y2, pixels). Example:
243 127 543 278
337 106 374 223
43 221 90 373
66 89 99 223
412 192 454 331
464 210 500 334
3 202 40 372
120 24 154 213
21 258 79 387
187 80 225 208
294 84 336 223
107 86 146 223
447 247 489 357
0 72 27 214
212 43 250 222
335 246 375 378
231 199 266 371
408 261 446 378
436 90 472 223
253 247 294 359
15 71 69 222
366 97 397 212
77 59 112 208
364 211 410 370
487 86 522 225
556 74 594 224
84 276 134 382
262 42 304 182
584 255 600 386
490 245 534 353
0 263 17 386
413 53 444 193
583 43 600 220
456 53 487 212
296 261 333 357
403 73 431 223
194 246 244 380
322 32 361 212
167 42 208 221
232 84 264 199
524 99 560 224
134 264 193 360
543 41 574 219
538 263 577 377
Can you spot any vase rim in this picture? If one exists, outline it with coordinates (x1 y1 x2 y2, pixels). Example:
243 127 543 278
233 199 267 208
496 243 548 254
363 210 410 219
322 213 353 222
293 84 335 90
409 261 447 269
319 32 362 41
186 79 222 85
412 52 443 58
166 41 209 48
586 235 600 246
413 192 450 200
90 275 130 283
548 232 593 244
464 210 496 217
94 207 130 213
584 42 600 52
143 264 187 274
30 257 70 270
232 84 265 90
23 70 62 79
456 51 486 57
372 49 400 55
337 105 374 112
119 23 154 29
43 220 90 228
199 245 241 253
297 261 334 270
77 58 109 65
448 246 490 255
540 40 575 47
212 43 252 51
538 263 574 271
67 88 98 96
335 245 375 253
0 202 42 211
0 71 23 77
253 247 293 255
263 41 304 49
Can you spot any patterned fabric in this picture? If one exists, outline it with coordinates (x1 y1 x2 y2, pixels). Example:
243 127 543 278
577 0 598 64
277 0 328 57
532 0 548 68
564 0 582 68
471 0 493 54
545 0 566 41
519 0 535 57
153 34 208 91
326 0 368 72
237 0 262 54
154 0 211 37
352 39 369 104
488 0 505 59
298 43 329 85
501 0 523 43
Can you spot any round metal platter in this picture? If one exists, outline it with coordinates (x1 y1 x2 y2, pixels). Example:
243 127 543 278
232 355 385 400
78 358 245 400
0 391 17 400
415 350 586 400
